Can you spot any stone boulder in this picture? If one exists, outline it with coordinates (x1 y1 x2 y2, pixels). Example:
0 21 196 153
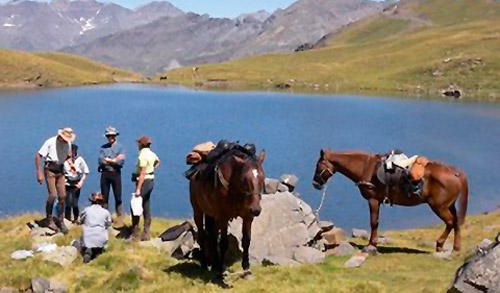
228 192 324 264
41 246 78 267
344 255 366 268
140 230 196 260
322 227 346 246
450 238 499 292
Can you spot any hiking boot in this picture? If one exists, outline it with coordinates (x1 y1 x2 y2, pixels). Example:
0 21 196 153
57 219 69 235
140 231 150 242
116 204 124 217
47 216 59 232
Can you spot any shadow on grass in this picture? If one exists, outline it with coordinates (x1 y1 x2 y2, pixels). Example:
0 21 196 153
114 225 133 239
163 262 213 284
350 242 429 254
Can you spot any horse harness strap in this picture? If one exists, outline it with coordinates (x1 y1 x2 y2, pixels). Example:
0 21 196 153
215 164 229 189
318 167 334 185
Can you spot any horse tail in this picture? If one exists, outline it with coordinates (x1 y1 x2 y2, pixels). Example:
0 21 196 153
457 172 469 226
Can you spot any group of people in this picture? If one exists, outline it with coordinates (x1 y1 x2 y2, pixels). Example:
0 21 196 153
35 126 160 262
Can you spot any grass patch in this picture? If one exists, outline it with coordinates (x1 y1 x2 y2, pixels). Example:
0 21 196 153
0 49 141 89
158 0 500 101
0 210 498 292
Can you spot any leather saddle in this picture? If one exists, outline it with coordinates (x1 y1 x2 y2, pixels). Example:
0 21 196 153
185 140 256 180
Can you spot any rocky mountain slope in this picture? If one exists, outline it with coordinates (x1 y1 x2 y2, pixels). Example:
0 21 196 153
63 0 385 74
0 0 183 51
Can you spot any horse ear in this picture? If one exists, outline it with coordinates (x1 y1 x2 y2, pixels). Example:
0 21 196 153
258 150 266 164
320 149 325 158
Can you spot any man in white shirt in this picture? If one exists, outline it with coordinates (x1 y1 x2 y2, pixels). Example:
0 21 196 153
35 128 75 234
64 144 89 223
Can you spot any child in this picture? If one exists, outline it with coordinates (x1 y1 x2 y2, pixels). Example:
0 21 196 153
64 144 89 223
80 192 111 263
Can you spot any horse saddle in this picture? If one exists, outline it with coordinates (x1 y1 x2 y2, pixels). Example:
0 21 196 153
184 140 257 179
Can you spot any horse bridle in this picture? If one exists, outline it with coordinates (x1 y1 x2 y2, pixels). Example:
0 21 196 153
316 160 334 185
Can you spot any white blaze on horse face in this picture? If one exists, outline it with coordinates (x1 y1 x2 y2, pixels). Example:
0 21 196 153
252 169 259 178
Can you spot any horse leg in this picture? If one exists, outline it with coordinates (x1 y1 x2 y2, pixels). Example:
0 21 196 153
367 198 380 249
430 205 454 252
242 216 253 274
193 208 207 269
449 204 461 251
218 222 228 276
205 215 217 270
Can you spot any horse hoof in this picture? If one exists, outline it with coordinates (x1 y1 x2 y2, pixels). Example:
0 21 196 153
242 270 254 280
213 276 232 289
362 245 378 256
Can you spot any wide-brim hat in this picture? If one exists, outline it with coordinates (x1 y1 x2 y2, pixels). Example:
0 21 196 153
136 135 152 146
105 126 119 137
58 128 76 143
89 192 104 204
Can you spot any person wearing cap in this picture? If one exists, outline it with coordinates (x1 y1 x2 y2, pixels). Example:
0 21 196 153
64 144 90 223
80 192 111 263
35 127 76 234
98 126 125 221
132 135 160 241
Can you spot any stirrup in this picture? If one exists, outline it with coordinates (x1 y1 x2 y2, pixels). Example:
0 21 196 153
383 197 391 205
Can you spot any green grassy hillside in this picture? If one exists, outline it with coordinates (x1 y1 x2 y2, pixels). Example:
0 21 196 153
0 210 499 292
159 0 500 101
0 50 141 89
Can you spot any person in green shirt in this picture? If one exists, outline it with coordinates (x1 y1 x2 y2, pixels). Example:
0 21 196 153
131 136 160 241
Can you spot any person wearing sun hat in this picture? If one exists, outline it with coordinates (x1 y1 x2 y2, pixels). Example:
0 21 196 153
80 191 111 263
131 135 160 241
98 126 125 223
35 127 76 234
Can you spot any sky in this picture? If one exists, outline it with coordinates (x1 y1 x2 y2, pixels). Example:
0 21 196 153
0 0 299 18
0 0 386 18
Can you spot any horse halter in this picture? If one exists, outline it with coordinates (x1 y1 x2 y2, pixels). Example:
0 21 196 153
315 160 334 185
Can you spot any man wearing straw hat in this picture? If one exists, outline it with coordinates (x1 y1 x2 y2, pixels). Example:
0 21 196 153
35 127 76 234
98 126 125 223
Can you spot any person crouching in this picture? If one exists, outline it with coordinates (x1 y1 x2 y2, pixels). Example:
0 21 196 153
131 136 160 241
81 192 111 263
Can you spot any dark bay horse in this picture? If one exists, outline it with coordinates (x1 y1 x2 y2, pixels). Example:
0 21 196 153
312 149 469 252
190 148 265 283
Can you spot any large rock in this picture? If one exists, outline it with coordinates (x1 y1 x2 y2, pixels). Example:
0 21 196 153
31 277 50 293
41 246 78 267
11 250 34 260
344 255 366 268
450 239 500 292
228 192 324 264
293 246 325 264
352 228 369 239
328 241 355 257
322 227 346 246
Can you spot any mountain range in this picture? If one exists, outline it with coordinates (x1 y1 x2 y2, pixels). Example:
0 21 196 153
0 0 386 74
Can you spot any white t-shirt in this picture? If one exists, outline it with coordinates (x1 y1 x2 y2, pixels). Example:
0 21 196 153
38 136 71 163
64 156 89 181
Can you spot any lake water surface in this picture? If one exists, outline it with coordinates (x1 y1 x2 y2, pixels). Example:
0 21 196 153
0 84 499 231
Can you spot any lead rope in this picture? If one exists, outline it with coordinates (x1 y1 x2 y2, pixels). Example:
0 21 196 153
315 184 328 219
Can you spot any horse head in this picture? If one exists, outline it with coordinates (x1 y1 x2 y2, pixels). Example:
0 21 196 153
312 149 336 190
231 150 266 217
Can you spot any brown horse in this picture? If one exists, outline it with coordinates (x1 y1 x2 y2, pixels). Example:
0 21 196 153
312 149 469 252
190 147 265 284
